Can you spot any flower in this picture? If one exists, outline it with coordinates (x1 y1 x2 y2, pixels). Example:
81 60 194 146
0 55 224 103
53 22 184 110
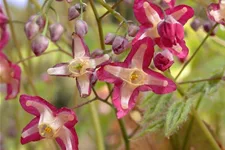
207 0 225 25
0 52 21 100
47 33 110 97
20 95 78 150
0 6 9 51
153 49 174 71
97 37 176 118
133 0 194 59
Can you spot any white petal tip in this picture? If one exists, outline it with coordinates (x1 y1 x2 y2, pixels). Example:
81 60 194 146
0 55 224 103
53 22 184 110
163 81 168 87
26 101 32 106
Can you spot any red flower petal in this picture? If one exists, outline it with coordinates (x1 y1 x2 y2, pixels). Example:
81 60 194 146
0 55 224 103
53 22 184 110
21 117 43 144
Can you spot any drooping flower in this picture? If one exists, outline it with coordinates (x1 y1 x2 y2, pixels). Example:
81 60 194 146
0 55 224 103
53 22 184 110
153 49 174 71
0 52 21 100
97 37 176 118
47 33 110 97
207 0 225 25
49 23 64 42
75 20 88 37
20 95 78 150
133 0 194 59
31 35 49 56
0 6 9 51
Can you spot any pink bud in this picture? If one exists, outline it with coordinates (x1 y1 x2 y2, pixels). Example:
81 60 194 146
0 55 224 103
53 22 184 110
128 24 140 37
190 18 202 31
49 23 64 42
203 21 217 36
24 21 39 40
28 15 46 29
153 49 174 71
75 20 88 37
112 36 129 55
74 3 87 13
104 33 116 45
68 5 80 21
31 35 49 56
91 49 104 58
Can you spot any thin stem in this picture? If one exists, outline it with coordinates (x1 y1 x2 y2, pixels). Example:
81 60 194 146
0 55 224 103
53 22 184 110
3 0 38 95
8 20 25 24
179 76 225 85
80 0 83 20
96 0 127 27
89 103 105 150
15 49 67 64
182 92 204 150
42 15 49 36
99 0 124 20
50 7 59 22
72 98 97 109
175 23 219 80
89 0 105 50
192 109 220 150
128 125 140 139
117 117 130 150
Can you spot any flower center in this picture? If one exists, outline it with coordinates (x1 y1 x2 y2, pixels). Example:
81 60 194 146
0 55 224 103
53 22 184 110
39 124 56 138
129 70 145 85
68 58 90 76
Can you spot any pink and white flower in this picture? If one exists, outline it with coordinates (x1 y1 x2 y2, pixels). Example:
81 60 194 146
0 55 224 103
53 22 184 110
133 0 194 59
0 52 21 100
20 95 78 150
0 6 9 51
97 37 176 118
153 49 174 71
207 0 225 25
47 33 110 97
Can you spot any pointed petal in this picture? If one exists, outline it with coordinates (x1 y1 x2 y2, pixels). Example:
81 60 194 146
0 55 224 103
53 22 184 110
165 5 194 25
5 62 21 100
207 2 225 25
20 95 56 116
125 37 154 69
97 63 125 84
55 107 78 128
21 117 43 144
143 69 176 94
0 26 9 51
47 63 70 76
56 126 78 150
133 0 163 27
112 83 139 118
6 78 19 100
166 40 189 59
90 54 110 68
76 73 91 97
72 33 90 58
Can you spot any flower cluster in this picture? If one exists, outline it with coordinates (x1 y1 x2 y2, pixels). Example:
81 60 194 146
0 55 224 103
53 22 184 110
8 0 225 149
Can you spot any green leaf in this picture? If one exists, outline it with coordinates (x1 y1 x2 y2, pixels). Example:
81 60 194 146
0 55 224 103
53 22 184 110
165 100 193 137
140 94 173 136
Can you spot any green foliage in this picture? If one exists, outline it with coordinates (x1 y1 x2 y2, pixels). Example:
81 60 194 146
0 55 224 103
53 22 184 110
140 93 194 137
165 100 193 137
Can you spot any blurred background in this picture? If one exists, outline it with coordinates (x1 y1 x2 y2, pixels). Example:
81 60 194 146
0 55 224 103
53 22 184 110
0 0 225 149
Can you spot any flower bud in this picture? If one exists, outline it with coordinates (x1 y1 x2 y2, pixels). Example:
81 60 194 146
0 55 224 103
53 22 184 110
153 49 174 71
112 36 129 55
68 5 80 21
28 15 46 29
31 35 49 56
24 21 39 40
104 33 116 45
74 3 87 13
190 18 201 31
75 20 88 37
203 21 217 36
91 49 104 58
128 24 140 37
158 15 184 47
49 23 64 42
